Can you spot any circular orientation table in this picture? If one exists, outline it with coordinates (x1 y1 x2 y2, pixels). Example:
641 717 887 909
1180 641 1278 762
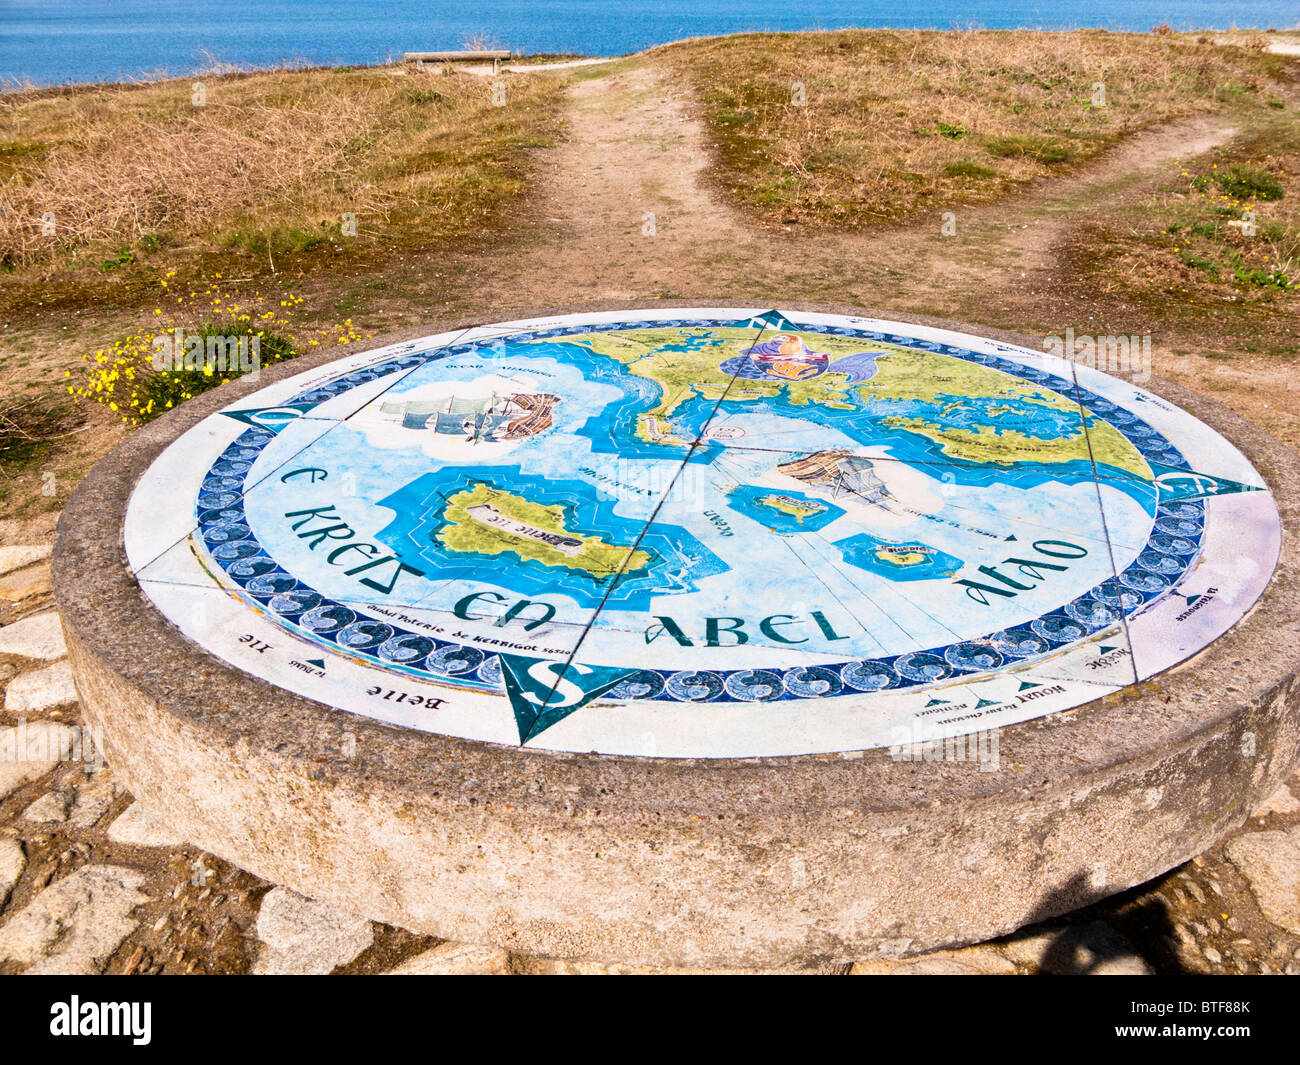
54 305 1300 969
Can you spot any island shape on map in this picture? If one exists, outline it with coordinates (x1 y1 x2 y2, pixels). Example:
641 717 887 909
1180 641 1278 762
438 483 650 579
757 494 827 524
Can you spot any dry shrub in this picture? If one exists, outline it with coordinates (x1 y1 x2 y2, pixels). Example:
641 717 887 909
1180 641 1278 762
0 364 83 473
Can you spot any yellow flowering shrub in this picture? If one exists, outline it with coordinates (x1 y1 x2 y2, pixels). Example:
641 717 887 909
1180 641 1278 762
68 275 370 425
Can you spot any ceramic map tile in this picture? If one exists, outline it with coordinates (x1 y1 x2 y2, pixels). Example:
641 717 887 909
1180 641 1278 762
214 322 536 424
123 310 1282 758
681 445 1139 688
128 413 342 582
1067 362 1281 684
128 322 532 582
687 317 1094 468
134 577 527 744
134 310 781 745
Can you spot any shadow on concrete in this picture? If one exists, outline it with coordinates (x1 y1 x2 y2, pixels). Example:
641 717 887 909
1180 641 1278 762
1006 869 1195 975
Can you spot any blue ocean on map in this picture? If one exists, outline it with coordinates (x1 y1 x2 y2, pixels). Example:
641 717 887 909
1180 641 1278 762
229 323 1173 660
372 465 729 610
2 1 1295 87
673 387 1152 505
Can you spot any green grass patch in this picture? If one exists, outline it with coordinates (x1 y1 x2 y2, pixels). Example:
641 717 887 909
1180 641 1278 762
1215 163 1284 202
944 159 996 179
985 134 1074 163
219 223 334 257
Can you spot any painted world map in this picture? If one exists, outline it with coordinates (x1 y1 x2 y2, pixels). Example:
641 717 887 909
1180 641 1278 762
125 311 1280 757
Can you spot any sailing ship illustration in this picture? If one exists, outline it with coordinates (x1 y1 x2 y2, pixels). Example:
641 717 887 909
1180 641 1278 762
379 392 560 443
777 450 890 504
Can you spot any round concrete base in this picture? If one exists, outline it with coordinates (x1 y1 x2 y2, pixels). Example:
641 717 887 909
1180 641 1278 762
53 303 1300 969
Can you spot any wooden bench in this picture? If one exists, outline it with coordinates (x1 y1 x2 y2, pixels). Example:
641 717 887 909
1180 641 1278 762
405 50 511 73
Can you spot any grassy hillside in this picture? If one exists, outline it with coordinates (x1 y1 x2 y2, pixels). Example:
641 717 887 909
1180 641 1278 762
0 64 566 315
661 30 1295 228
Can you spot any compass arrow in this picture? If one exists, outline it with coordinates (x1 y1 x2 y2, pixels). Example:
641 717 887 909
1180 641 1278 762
221 402 317 431
499 655 641 744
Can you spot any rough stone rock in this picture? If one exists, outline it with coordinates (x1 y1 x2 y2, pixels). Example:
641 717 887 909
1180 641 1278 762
4 660 78 714
107 801 187 849
512 956 824 975
251 889 374 975
0 613 67 662
1000 922 1152 975
513 959 657 975
20 771 117 829
0 722 84 800
0 566 52 604
1225 827 1300 934
0 838 24 906
850 945 1017 975
0 864 148 974
18 791 65 823
385 941 512 975
0 546 51 578
1252 783 1300 817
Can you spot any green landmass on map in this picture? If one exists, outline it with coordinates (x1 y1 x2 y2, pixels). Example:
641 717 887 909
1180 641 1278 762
857 348 1151 478
555 329 1152 480
567 328 862 444
759 494 825 522
876 547 929 567
438 482 650 577
877 414 1148 475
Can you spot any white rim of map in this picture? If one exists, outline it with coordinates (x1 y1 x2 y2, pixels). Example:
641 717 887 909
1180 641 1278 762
124 308 1282 758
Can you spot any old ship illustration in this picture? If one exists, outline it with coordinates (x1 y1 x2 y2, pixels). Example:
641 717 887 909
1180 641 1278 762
379 392 560 443
777 450 890 504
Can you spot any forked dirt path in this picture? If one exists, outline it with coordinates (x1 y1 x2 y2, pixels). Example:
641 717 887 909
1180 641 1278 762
917 115 1237 292
481 62 1243 332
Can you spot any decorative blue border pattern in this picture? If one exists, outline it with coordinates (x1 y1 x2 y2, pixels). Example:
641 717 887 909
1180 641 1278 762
193 318 1202 704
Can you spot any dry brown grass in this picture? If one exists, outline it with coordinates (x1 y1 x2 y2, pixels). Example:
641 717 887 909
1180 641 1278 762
0 360 83 491
0 64 565 300
1057 113 1299 354
659 29 1297 228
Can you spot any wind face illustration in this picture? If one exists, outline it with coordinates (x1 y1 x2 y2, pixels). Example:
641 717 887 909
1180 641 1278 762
722 333 885 383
